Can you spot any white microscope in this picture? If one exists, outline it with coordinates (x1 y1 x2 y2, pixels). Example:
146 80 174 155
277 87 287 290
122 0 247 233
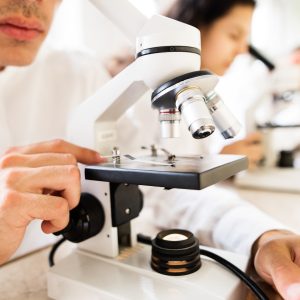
47 1 266 299
235 46 300 193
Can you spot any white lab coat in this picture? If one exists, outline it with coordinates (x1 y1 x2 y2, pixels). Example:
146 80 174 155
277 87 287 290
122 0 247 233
0 47 110 153
0 46 111 258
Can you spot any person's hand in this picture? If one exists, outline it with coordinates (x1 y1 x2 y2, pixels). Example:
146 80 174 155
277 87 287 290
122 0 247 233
220 132 263 170
0 139 105 265
254 230 300 300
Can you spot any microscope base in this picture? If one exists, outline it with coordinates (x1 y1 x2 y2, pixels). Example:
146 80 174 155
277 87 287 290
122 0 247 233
235 167 300 193
48 244 247 300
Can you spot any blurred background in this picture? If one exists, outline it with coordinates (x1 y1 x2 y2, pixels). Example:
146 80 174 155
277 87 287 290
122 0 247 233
46 0 300 126
46 0 300 174
47 0 300 61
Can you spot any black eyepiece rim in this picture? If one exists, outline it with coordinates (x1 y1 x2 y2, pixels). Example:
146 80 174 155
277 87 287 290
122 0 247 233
136 46 200 58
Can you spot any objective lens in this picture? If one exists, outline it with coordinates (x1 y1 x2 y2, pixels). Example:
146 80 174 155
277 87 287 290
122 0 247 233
176 87 215 139
159 109 181 138
206 91 241 139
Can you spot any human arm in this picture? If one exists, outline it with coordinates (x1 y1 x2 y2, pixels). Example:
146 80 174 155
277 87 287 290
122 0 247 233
220 131 263 169
0 139 105 265
150 185 287 253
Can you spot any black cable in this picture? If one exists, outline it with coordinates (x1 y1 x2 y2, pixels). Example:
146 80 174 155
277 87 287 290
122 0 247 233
137 233 153 245
200 249 269 300
249 44 275 71
48 237 67 267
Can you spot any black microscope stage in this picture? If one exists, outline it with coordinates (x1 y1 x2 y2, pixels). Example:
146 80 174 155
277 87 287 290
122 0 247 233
85 154 248 190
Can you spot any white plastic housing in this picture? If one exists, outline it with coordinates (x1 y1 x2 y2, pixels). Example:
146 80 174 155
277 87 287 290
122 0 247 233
136 15 201 88
136 15 200 51
89 0 147 44
137 52 200 89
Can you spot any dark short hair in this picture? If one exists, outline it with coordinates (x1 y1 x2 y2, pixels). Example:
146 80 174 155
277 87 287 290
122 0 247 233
166 0 256 28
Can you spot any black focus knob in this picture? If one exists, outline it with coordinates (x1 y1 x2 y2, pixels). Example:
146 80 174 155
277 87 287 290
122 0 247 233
151 229 201 276
54 192 105 243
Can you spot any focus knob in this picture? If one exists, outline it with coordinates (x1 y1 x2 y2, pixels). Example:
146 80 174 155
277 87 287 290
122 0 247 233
54 192 105 243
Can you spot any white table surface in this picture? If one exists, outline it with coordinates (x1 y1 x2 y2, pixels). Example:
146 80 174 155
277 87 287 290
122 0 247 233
0 241 76 300
0 247 50 300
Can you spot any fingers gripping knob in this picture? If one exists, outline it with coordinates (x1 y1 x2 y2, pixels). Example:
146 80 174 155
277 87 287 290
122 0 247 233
54 193 105 243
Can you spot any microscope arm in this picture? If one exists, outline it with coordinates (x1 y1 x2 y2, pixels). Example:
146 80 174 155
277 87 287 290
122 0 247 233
89 0 147 45
67 60 148 151
68 1 201 151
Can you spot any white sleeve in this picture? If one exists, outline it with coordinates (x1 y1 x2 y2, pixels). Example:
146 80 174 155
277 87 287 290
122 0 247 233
146 184 289 256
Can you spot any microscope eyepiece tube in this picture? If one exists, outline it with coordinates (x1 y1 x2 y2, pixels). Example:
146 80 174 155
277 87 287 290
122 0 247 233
205 91 241 139
176 87 215 139
159 109 181 138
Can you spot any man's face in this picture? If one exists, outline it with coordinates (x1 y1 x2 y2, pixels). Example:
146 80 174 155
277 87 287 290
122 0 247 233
0 0 60 68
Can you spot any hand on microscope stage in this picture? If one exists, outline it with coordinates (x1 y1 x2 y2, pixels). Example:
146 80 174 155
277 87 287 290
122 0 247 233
220 131 263 170
254 230 300 300
0 139 105 265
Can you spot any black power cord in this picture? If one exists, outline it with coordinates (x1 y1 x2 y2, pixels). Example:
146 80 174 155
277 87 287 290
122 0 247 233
48 237 67 267
137 233 269 300
200 248 268 300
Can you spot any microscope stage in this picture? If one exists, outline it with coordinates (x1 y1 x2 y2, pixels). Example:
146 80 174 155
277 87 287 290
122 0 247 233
85 154 247 190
